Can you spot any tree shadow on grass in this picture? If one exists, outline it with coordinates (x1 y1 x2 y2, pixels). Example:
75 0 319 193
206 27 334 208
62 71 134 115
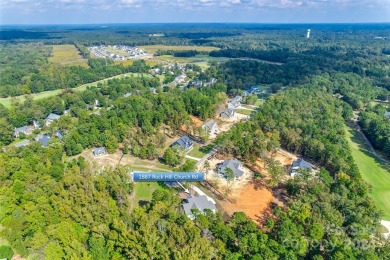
347 126 390 172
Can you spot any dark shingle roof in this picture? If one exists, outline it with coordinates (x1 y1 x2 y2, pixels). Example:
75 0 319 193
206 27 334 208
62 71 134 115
172 135 193 151
36 134 50 147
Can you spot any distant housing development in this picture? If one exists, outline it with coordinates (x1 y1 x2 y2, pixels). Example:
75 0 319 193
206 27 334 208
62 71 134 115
88 45 147 61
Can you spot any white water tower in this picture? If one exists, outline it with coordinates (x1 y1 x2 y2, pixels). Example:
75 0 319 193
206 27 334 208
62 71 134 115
306 29 311 39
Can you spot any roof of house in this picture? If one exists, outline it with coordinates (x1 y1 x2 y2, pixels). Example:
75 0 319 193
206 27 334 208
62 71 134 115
202 120 217 131
292 158 313 169
46 113 61 121
14 125 29 134
385 111 390 118
93 147 106 155
229 96 242 103
55 131 63 140
218 159 244 178
14 139 30 148
182 195 216 216
36 134 50 147
220 109 235 118
172 135 193 150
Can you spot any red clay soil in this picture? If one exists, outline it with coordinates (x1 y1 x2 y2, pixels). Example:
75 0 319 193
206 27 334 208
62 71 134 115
220 183 274 226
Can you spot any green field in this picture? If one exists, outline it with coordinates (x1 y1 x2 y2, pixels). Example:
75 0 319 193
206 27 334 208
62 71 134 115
0 73 151 108
48 44 89 67
345 124 390 220
134 182 160 202
236 109 253 115
188 143 207 158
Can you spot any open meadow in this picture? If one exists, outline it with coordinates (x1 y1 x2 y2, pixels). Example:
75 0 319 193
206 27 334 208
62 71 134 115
345 124 390 221
48 44 88 67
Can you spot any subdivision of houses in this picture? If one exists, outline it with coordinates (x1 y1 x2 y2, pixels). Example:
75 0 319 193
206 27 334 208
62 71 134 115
217 159 244 180
171 135 194 152
182 195 216 220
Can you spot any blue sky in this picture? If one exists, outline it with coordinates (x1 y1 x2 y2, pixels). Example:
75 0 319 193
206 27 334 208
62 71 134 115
1 0 389 24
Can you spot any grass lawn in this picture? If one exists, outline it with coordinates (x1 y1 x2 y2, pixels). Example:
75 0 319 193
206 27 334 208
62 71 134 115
345 124 390 221
48 45 88 67
255 99 265 106
139 45 220 55
236 109 253 116
188 143 207 158
0 73 151 108
133 182 160 202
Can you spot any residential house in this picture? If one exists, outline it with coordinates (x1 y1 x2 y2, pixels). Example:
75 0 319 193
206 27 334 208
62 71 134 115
14 125 30 138
93 147 107 157
14 140 30 148
124 92 132 98
55 131 63 140
45 113 61 126
243 86 260 96
220 109 236 120
64 109 71 115
192 80 203 87
385 111 390 118
36 134 50 148
182 195 216 220
201 120 218 134
218 159 245 179
290 158 314 177
227 96 242 110
171 135 194 152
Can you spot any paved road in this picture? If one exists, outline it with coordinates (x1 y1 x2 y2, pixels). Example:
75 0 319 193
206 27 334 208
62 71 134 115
185 155 201 161
353 120 390 164
195 146 220 170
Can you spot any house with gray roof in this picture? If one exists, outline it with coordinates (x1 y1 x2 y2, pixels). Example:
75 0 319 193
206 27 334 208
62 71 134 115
45 113 61 126
218 159 244 179
227 96 242 110
202 120 218 134
93 147 107 157
36 134 51 148
123 92 132 98
220 109 236 120
14 125 31 138
182 195 216 220
385 111 390 119
290 158 314 177
171 135 194 152
55 131 63 140
150 88 157 94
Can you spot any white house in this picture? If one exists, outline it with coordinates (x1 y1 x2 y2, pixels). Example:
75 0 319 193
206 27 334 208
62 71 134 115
45 113 61 126
202 120 218 134
290 158 314 177
220 109 236 120
227 96 242 110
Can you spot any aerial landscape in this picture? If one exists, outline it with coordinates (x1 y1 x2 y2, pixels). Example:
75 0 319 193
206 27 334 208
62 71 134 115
0 0 390 259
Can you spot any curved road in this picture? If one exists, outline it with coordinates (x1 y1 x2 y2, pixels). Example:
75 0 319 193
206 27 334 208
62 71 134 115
353 120 390 164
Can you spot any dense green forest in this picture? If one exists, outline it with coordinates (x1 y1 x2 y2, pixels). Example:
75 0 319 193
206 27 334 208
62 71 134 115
359 105 390 159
